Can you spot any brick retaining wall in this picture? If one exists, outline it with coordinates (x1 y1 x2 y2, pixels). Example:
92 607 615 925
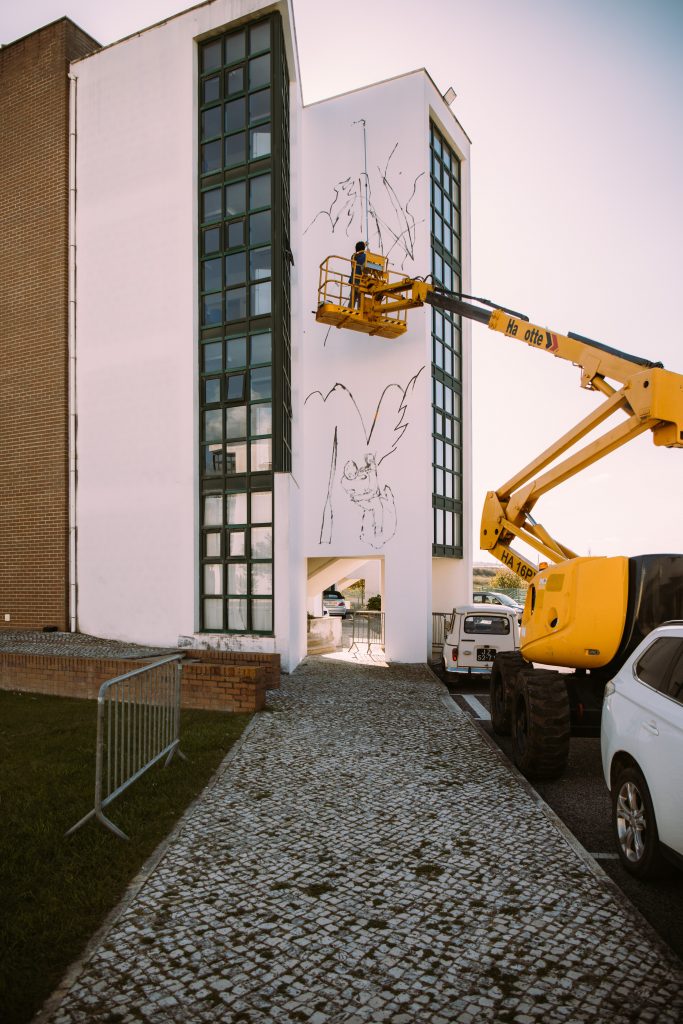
0 650 280 713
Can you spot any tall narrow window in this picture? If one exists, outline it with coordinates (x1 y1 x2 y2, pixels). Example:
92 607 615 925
198 14 290 633
430 123 462 557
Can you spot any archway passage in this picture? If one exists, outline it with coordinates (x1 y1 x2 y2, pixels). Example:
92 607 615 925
306 557 384 656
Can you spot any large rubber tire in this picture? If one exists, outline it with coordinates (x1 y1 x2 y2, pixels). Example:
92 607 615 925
511 668 570 780
612 764 665 879
490 652 527 736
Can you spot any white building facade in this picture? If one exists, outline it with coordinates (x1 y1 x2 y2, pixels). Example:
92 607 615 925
70 0 472 671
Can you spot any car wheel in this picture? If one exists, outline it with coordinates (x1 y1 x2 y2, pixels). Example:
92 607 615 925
612 764 665 879
511 668 570 780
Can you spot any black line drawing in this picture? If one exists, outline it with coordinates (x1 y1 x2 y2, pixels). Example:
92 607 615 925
341 453 396 549
320 427 337 544
305 366 425 548
304 140 425 271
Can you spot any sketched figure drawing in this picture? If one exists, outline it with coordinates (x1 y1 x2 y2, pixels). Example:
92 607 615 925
304 141 425 271
341 453 396 549
305 367 425 548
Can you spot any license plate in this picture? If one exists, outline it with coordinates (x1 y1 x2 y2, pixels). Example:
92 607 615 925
477 647 496 662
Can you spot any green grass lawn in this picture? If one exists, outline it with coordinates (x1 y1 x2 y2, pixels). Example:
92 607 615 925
0 689 252 1024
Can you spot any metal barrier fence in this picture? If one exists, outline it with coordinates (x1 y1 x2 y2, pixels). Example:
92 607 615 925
431 612 452 660
349 611 385 656
66 654 186 840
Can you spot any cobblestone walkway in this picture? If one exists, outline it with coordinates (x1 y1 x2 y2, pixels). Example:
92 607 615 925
46 657 683 1023
0 630 178 659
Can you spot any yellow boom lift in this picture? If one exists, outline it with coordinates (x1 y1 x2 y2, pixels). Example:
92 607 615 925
316 254 683 778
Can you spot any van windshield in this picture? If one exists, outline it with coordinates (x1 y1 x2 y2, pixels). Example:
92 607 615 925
463 615 510 636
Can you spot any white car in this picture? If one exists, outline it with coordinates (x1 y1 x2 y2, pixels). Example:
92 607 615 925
322 589 350 617
442 604 519 676
473 591 524 622
601 622 683 878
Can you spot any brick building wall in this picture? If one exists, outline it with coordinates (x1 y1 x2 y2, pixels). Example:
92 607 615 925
0 19 99 631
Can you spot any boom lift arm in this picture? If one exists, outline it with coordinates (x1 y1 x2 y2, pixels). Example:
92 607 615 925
316 261 683 581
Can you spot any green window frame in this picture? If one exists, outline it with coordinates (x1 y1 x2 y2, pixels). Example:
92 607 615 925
198 13 290 634
430 122 463 558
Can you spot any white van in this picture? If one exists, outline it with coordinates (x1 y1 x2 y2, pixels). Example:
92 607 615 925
442 603 520 675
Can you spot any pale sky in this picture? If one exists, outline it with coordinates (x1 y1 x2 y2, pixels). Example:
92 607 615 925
4 0 682 563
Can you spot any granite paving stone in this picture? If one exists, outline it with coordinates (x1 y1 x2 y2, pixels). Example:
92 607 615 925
42 654 683 1023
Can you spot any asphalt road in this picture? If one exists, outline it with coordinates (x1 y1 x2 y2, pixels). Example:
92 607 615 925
434 666 683 964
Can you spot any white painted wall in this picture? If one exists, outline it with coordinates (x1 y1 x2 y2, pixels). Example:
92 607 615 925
71 2 471 669
72 0 300 661
301 72 471 662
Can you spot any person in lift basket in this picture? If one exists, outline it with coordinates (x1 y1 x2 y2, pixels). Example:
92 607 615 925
348 240 366 308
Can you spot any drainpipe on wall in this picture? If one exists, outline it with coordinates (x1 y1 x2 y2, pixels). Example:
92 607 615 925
68 73 78 633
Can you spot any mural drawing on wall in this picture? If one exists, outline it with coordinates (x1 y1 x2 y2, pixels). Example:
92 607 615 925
305 367 425 549
304 140 425 271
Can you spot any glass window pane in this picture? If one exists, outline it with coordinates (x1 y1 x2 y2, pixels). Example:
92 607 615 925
204 563 223 595
250 366 271 400
249 89 270 124
225 31 245 64
204 495 222 525
249 54 270 89
202 188 221 223
204 442 223 475
227 598 248 630
225 251 246 285
225 133 245 168
226 405 247 439
229 531 245 556
225 97 246 133
252 563 272 595
252 599 272 631
228 563 248 594
204 409 222 442
203 598 223 629
250 246 271 281
204 378 220 404
250 332 271 364
251 438 272 472
251 526 272 558
201 106 221 140
201 140 221 175
201 40 222 73
251 491 271 523
435 509 444 545
226 492 247 524
227 220 245 249
251 281 271 316
227 337 247 368
225 180 246 216
203 226 220 254
226 66 244 95
225 441 247 474
226 287 246 321
227 373 245 401
205 532 221 556
249 210 271 245
249 174 271 209
203 76 220 104
203 258 221 292
249 22 270 53
250 403 271 436
206 447 224 476
203 342 222 373
202 293 222 326
249 124 271 160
